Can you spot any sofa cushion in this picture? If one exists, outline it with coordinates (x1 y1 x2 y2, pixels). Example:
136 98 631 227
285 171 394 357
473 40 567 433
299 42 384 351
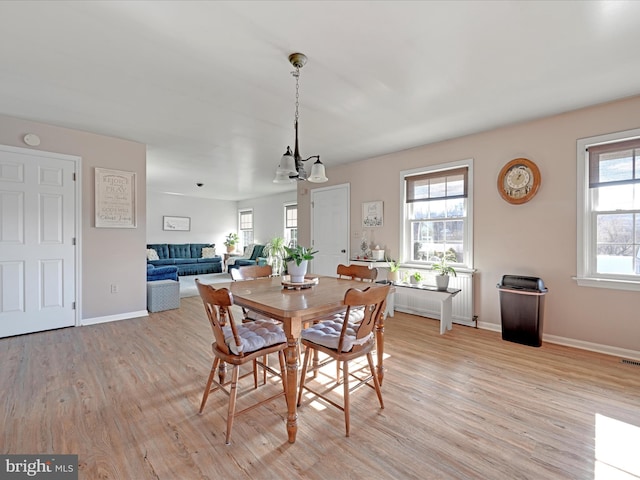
147 243 169 259
201 246 217 258
147 248 159 260
149 259 176 266
169 244 192 258
190 243 213 258
175 258 198 264
197 257 220 264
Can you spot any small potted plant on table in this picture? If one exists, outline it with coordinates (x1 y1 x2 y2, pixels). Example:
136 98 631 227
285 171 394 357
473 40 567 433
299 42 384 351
284 245 318 283
224 233 239 253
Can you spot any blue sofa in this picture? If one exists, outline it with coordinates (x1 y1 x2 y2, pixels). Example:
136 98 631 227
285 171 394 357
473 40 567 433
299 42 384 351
147 264 178 282
147 243 223 275
226 244 267 273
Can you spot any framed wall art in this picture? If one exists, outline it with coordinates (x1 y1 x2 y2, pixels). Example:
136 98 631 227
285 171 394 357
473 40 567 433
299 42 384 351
163 216 191 231
95 168 137 228
362 200 383 227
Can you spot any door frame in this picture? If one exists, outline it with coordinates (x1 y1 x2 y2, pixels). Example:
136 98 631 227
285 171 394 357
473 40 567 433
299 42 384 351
0 144 82 328
310 182 350 275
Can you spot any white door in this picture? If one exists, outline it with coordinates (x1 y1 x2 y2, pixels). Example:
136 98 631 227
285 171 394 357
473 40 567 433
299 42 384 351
311 183 349 277
0 146 77 337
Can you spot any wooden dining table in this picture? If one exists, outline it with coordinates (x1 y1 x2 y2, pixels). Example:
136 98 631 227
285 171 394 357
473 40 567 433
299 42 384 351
219 275 391 444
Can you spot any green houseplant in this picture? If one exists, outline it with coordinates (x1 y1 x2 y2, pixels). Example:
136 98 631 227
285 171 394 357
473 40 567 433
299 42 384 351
284 245 318 283
431 251 457 290
223 233 239 253
410 271 422 285
263 236 287 276
386 257 401 282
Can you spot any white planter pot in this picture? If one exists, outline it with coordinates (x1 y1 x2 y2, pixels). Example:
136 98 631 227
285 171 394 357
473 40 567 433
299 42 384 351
387 270 400 283
287 260 308 283
435 274 450 291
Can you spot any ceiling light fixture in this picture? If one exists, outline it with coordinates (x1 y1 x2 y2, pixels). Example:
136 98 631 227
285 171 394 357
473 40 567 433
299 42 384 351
274 53 328 184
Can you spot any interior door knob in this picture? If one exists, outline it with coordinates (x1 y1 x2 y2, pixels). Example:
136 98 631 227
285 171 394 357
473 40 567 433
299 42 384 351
341 249 346 253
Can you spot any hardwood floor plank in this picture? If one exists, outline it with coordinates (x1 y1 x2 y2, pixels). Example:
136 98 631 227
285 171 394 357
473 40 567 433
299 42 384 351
2 296 638 479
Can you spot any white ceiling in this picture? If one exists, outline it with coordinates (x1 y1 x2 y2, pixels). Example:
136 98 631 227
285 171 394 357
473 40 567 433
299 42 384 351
1 1 640 201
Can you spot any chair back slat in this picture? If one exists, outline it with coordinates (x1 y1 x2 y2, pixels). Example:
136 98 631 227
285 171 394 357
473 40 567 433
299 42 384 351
196 279 242 357
231 264 273 281
340 285 390 352
336 264 377 282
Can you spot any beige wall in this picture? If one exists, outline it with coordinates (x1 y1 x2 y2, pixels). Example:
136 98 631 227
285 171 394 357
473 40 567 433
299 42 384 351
298 95 640 354
238 191 297 245
147 191 237 247
0 114 147 321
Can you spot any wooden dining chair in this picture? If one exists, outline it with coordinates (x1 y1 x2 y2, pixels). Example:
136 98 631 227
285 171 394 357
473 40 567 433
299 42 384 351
296 284 390 437
230 265 274 322
336 263 378 282
195 279 288 445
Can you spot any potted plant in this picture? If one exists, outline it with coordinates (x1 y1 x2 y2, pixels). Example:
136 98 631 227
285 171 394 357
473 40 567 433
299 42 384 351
410 271 422 285
284 245 318 283
386 258 401 283
223 233 239 253
431 251 457 290
263 236 287 276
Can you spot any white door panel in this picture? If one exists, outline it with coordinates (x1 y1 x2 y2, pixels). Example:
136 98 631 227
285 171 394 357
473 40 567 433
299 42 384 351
0 147 76 337
311 184 349 277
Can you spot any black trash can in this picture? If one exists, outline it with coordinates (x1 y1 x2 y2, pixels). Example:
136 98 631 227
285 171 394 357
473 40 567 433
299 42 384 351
497 275 548 347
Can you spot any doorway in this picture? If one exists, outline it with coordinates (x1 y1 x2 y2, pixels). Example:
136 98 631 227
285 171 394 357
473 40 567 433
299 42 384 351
0 145 79 337
310 183 350 277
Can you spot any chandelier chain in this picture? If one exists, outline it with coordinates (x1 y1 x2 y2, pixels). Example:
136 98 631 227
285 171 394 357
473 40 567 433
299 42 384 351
293 66 300 124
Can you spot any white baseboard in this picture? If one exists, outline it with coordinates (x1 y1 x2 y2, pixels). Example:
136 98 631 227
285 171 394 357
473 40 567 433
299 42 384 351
81 310 148 326
476 321 640 361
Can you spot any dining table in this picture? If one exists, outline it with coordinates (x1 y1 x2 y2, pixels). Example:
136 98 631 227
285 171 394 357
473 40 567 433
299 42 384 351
218 275 392 444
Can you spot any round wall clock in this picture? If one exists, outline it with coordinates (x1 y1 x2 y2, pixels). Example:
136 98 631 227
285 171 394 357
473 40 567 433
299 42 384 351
497 158 541 204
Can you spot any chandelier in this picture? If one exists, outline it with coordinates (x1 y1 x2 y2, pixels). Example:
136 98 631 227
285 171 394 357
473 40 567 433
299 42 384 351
273 53 328 184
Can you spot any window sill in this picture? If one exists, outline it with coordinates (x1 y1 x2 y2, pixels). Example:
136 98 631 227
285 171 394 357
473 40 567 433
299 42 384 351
573 276 640 292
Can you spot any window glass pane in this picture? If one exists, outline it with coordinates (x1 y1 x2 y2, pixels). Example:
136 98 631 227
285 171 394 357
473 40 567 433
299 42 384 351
596 213 635 274
595 184 640 211
285 206 297 228
411 219 463 262
430 177 446 199
599 150 634 183
447 173 465 196
636 215 640 274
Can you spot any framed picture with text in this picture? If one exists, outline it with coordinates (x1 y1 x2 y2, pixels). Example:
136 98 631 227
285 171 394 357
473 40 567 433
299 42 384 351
95 168 137 228
362 201 383 227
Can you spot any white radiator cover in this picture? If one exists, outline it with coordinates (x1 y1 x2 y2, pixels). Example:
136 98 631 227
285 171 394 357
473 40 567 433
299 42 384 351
393 271 475 327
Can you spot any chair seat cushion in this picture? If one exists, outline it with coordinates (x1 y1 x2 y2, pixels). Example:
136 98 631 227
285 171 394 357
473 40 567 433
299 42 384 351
223 320 286 355
301 319 372 352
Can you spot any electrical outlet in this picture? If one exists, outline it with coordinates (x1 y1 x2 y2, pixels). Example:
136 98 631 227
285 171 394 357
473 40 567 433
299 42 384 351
110 284 119 294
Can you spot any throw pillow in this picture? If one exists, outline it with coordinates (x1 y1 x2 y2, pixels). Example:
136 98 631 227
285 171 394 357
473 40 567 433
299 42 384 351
147 248 159 261
201 247 217 258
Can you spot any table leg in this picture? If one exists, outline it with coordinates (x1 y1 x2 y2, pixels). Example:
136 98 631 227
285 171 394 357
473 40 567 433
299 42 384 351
375 312 385 386
284 320 301 443
440 296 454 334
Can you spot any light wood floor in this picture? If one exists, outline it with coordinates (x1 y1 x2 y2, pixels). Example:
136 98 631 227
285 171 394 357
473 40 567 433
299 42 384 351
2 297 638 479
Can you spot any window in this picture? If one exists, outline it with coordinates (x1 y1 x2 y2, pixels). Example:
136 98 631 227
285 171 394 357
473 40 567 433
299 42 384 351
284 203 298 247
401 160 473 269
577 128 640 291
239 209 253 250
